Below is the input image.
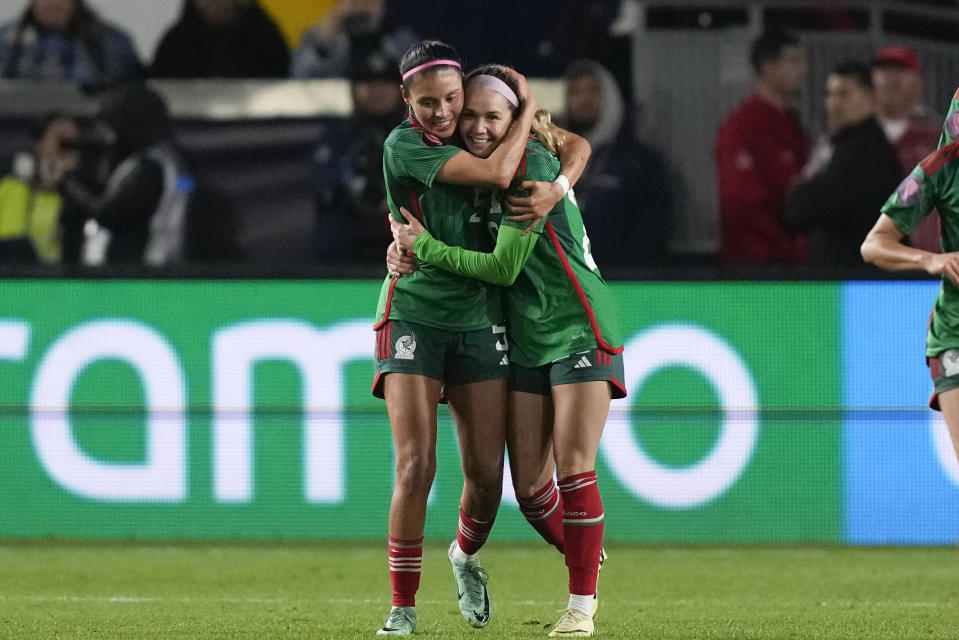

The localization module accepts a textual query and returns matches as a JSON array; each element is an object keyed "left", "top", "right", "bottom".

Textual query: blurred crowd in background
[{"left": 0, "top": 0, "right": 955, "bottom": 273}]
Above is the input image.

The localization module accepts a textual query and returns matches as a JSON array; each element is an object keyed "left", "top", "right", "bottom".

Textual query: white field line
[
  {"left": 0, "top": 594, "right": 947, "bottom": 609},
  {"left": 0, "top": 594, "right": 286, "bottom": 605}
]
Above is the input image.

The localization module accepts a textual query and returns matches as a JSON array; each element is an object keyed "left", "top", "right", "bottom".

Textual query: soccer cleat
[
  {"left": 448, "top": 540, "right": 492, "bottom": 628},
  {"left": 592, "top": 546, "right": 607, "bottom": 616},
  {"left": 376, "top": 606, "right": 416, "bottom": 636},
  {"left": 548, "top": 608, "right": 594, "bottom": 637}
]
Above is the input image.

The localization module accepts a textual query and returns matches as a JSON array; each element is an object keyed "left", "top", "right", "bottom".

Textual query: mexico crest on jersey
[{"left": 395, "top": 335, "right": 416, "bottom": 360}]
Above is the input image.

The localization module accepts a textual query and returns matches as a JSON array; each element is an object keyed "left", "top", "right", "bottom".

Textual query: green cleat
[
  {"left": 376, "top": 606, "right": 416, "bottom": 636},
  {"left": 448, "top": 541, "right": 492, "bottom": 628}
]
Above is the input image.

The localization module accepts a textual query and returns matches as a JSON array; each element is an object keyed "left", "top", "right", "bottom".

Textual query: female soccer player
[
  {"left": 374, "top": 41, "right": 591, "bottom": 636},
  {"left": 861, "top": 87, "right": 959, "bottom": 465},
  {"left": 390, "top": 64, "right": 625, "bottom": 638}
]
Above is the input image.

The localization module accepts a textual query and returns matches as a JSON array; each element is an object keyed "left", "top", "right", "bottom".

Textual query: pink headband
[
  {"left": 401, "top": 59, "right": 462, "bottom": 82},
  {"left": 467, "top": 74, "right": 519, "bottom": 108}
]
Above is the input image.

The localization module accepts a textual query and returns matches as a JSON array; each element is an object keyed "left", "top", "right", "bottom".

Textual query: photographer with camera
[
  {"left": 0, "top": 112, "right": 80, "bottom": 265},
  {"left": 58, "top": 83, "right": 191, "bottom": 266},
  {"left": 290, "top": 0, "right": 417, "bottom": 79}
]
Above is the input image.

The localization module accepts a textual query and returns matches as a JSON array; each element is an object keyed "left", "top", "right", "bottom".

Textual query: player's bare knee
[{"left": 393, "top": 451, "right": 436, "bottom": 494}]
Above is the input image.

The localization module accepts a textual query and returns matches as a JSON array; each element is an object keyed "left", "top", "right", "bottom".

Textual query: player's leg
[
  {"left": 937, "top": 388, "right": 959, "bottom": 463},
  {"left": 446, "top": 378, "right": 507, "bottom": 558},
  {"left": 929, "top": 350, "right": 959, "bottom": 461},
  {"left": 377, "top": 372, "right": 441, "bottom": 635},
  {"left": 507, "top": 365, "right": 564, "bottom": 553},
  {"left": 548, "top": 380, "right": 609, "bottom": 638},
  {"left": 442, "top": 325, "right": 511, "bottom": 628},
  {"left": 547, "top": 351, "right": 625, "bottom": 638},
  {"left": 373, "top": 320, "right": 445, "bottom": 636}
]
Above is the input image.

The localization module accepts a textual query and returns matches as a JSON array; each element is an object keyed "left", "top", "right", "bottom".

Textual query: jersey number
[{"left": 582, "top": 232, "right": 598, "bottom": 271}]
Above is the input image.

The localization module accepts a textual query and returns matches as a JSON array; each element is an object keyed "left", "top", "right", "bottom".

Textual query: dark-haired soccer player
[
  {"left": 373, "top": 40, "right": 590, "bottom": 635},
  {"left": 861, "top": 87, "right": 959, "bottom": 475}
]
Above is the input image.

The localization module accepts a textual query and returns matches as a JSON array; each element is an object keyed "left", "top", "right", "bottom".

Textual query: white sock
[
  {"left": 568, "top": 594, "right": 593, "bottom": 617},
  {"left": 450, "top": 541, "right": 478, "bottom": 565}
]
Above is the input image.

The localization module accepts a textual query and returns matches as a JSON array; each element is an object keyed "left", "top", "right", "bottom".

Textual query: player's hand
[
  {"left": 390, "top": 207, "right": 425, "bottom": 252},
  {"left": 927, "top": 251, "right": 959, "bottom": 286},
  {"left": 386, "top": 240, "right": 416, "bottom": 277},
  {"left": 505, "top": 180, "right": 560, "bottom": 234}
]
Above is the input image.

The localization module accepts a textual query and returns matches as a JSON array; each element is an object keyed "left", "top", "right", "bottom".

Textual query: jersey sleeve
[
  {"left": 880, "top": 164, "right": 941, "bottom": 235},
  {"left": 412, "top": 221, "right": 539, "bottom": 286},
  {"left": 939, "top": 87, "right": 959, "bottom": 148},
  {"left": 384, "top": 130, "right": 462, "bottom": 188}
]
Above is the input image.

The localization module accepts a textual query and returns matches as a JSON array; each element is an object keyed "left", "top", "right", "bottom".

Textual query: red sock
[
  {"left": 388, "top": 535, "right": 422, "bottom": 607},
  {"left": 558, "top": 471, "right": 604, "bottom": 596},
  {"left": 457, "top": 506, "right": 494, "bottom": 555},
  {"left": 517, "top": 478, "right": 565, "bottom": 554}
]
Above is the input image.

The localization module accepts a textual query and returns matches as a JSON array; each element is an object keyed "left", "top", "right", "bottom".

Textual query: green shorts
[
  {"left": 928, "top": 348, "right": 959, "bottom": 410},
  {"left": 509, "top": 349, "right": 627, "bottom": 399},
  {"left": 372, "top": 319, "right": 510, "bottom": 398}
]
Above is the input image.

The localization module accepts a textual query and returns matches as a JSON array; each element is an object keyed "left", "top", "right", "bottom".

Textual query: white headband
[{"left": 467, "top": 74, "right": 519, "bottom": 108}]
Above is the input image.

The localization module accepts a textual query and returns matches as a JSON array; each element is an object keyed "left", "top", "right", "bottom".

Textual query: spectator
[
  {"left": 58, "top": 83, "right": 192, "bottom": 265},
  {"left": 872, "top": 44, "right": 942, "bottom": 253},
  {"left": 785, "top": 61, "right": 902, "bottom": 266},
  {"left": 312, "top": 47, "right": 405, "bottom": 263},
  {"left": 290, "top": 0, "right": 416, "bottom": 79},
  {"left": 0, "top": 112, "right": 78, "bottom": 264},
  {"left": 716, "top": 30, "right": 809, "bottom": 265},
  {"left": 0, "top": 0, "right": 142, "bottom": 86},
  {"left": 150, "top": 0, "right": 289, "bottom": 79},
  {"left": 561, "top": 59, "right": 673, "bottom": 267}
]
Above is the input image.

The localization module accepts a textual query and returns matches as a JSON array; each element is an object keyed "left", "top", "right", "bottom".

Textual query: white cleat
[
  {"left": 376, "top": 606, "right": 416, "bottom": 635},
  {"left": 448, "top": 541, "right": 492, "bottom": 628},
  {"left": 548, "top": 608, "right": 594, "bottom": 637}
]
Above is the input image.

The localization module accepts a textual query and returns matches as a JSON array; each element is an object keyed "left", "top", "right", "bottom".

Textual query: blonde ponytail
[{"left": 530, "top": 108, "right": 565, "bottom": 157}]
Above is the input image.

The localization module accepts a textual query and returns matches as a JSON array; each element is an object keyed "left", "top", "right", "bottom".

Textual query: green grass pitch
[{"left": 0, "top": 540, "right": 956, "bottom": 639}]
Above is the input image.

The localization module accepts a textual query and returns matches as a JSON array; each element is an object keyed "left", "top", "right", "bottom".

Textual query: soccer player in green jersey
[
  {"left": 861, "top": 87, "right": 959, "bottom": 468},
  {"left": 391, "top": 65, "right": 625, "bottom": 638},
  {"left": 374, "top": 41, "right": 591, "bottom": 636}
]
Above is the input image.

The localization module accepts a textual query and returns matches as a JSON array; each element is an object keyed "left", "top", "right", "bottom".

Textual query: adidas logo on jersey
[
  {"left": 573, "top": 356, "right": 592, "bottom": 369},
  {"left": 499, "top": 355, "right": 509, "bottom": 366}
]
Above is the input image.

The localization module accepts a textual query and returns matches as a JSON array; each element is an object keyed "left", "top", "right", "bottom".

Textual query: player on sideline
[
  {"left": 861, "top": 87, "right": 959, "bottom": 465},
  {"left": 372, "top": 41, "right": 590, "bottom": 636},
  {"left": 390, "top": 64, "right": 625, "bottom": 638}
]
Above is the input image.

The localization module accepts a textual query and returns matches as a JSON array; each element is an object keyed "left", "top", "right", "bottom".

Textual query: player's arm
[
  {"left": 506, "top": 126, "right": 590, "bottom": 224},
  {"left": 861, "top": 213, "right": 959, "bottom": 284},
  {"left": 391, "top": 207, "right": 540, "bottom": 286},
  {"left": 435, "top": 71, "right": 537, "bottom": 190}
]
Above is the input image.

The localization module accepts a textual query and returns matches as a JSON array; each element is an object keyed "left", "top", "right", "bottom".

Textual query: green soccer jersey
[
  {"left": 412, "top": 139, "right": 623, "bottom": 367},
  {"left": 938, "top": 87, "right": 959, "bottom": 148},
  {"left": 882, "top": 87, "right": 959, "bottom": 356},
  {"left": 374, "top": 118, "right": 502, "bottom": 332}
]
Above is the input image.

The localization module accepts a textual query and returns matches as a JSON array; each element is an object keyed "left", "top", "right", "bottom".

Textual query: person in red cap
[{"left": 872, "top": 44, "right": 942, "bottom": 253}]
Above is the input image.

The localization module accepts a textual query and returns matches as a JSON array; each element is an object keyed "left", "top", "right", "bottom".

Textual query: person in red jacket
[{"left": 716, "top": 30, "right": 809, "bottom": 265}]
